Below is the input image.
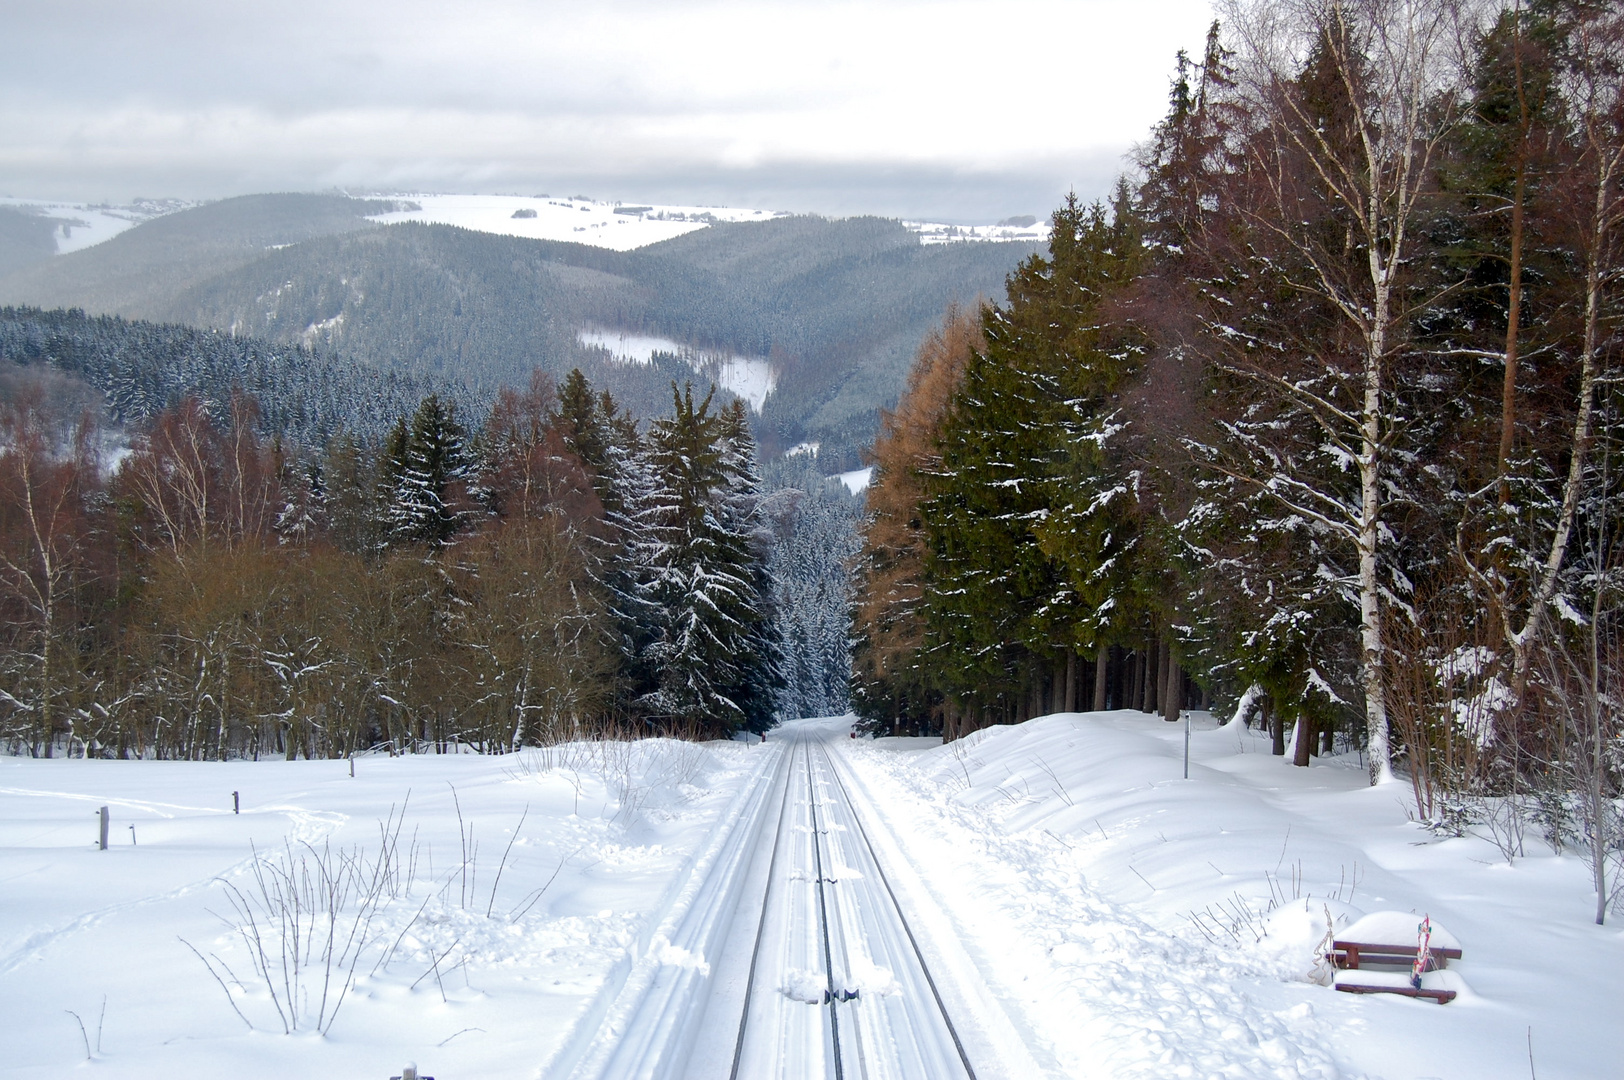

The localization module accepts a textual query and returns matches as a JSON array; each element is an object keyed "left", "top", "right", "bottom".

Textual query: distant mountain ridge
[{"left": 0, "top": 194, "right": 1037, "bottom": 466}]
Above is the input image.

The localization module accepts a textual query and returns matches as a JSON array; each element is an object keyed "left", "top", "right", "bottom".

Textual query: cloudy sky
[{"left": 4, "top": 0, "right": 1216, "bottom": 222}]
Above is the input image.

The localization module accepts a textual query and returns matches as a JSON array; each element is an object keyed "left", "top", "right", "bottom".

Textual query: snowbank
[{"left": 846, "top": 710, "right": 1622, "bottom": 1080}]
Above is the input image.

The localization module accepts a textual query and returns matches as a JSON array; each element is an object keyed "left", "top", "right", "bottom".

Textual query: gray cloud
[{"left": 3, "top": 0, "right": 1215, "bottom": 221}]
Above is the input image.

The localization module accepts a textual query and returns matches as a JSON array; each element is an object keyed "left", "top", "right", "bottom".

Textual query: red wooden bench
[{"left": 1329, "top": 912, "right": 1463, "bottom": 1004}]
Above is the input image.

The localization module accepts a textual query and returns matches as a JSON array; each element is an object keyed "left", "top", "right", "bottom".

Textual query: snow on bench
[{"left": 1331, "top": 912, "right": 1465, "bottom": 1004}]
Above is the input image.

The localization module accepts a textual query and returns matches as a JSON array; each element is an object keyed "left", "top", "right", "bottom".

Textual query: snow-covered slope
[
  {"left": 0, "top": 198, "right": 192, "bottom": 255},
  {"left": 365, "top": 194, "right": 781, "bottom": 252},
  {"left": 847, "top": 711, "right": 1621, "bottom": 1080},
  {"left": 367, "top": 194, "right": 1049, "bottom": 253},
  {"left": 577, "top": 326, "right": 777, "bottom": 412}
]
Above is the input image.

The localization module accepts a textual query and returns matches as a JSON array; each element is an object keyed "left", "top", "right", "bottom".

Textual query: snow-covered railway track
[
  {"left": 795, "top": 738, "right": 979, "bottom": 1080},
  {"left": 561, "top": 720, "right": 1040, "bottom": 1080},
  {"left": 690, "top": 726, "right": 993, "bottom": 1080}
]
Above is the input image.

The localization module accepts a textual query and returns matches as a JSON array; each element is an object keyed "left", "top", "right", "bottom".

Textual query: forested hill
[
  {"left": 0, "top": 306, "right": 462, "bottom": 445},
  {"left": 0, "top": 194, "right": 405, "bottom": 318},
  {"left": 0, "top": 199, "right": 1035, "bottom": 468}
]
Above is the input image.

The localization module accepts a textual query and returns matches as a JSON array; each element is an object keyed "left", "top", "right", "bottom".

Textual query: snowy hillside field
[
  {"left": 3, "top": 715, "right": 1617, "bottom": 1079},
  {"left": 364, "top": 194, "right": 1050, "bottom": 251}
]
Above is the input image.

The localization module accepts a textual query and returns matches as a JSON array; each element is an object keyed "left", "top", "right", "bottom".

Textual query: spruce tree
[
  {"left": 390, "top": 394, "right": 475, "bottom": 546},
  {"left": 640, "top": 385, "right": 770, "bottom": 735}
]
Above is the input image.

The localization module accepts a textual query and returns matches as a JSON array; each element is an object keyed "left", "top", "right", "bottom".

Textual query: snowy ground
[
  {"left": 5, "top": 711, "right": 1611, "bottom": 1079},
  {"left": 0, "top": 740, "right": 768, "bottom": 1080},
  {"left": 847, "top": 710, "right": 1621, "bottom": 1080}
]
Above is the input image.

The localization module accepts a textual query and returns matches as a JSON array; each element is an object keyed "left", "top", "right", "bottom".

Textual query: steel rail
[
  {"left": 815, "top": 741, "right": 978, "bottom": 1080},
  {"left": 727, "top": 738, "right": 800, "bottom": 1080},
  {"left": 806, "top": 738, "right": 847, "bottom": 1080}
]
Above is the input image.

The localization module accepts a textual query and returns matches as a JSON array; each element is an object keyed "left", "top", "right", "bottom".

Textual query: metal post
[
  {"left": 98, "top": 806, "right": 109, "bottom": 850},
  {"left": 1184, "top": 711, "right": 1191, "bottom": 780},
  {"left": 129, "top": 825, "right": 137, "bottom": 846},
  {"left": 232, "top": 791, "right": 239, "bottom": 814}
]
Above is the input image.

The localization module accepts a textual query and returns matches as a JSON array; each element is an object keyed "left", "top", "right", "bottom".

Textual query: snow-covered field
[
  {"left": 365, "top": 194, "right": 1049, "bottom": 251},
  {"left": 0, "top": 198, "right": 189, "bottom": 255},
  {"left": 836, "top": 467, "right": 874, "bottom": 494},
  {"left": 848, "top": 711, "right": 1621, "bottom": 1080},
  {"left": 366, "top": 194, "right": 783, "bottom": 253},
  {"left": 0, "top": 740, "right": 768, "bottom": 1080},
  {"left": 577, "top": 327, "right": 776, "bottom": 413},
  {"left": 8, "top": 710, "right": 1602, "bottom": 1079}
]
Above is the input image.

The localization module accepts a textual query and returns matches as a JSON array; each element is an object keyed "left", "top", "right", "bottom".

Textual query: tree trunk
[
  {"left": 1064, "top": 653, "right": 1076, "bottom": 713},
  {"left": 1094, "top": 649, "right": 1109, "bottom": 712},
  {"left": 1267, "top": 698, "right": 1285, "bottom": 756},
  {"left": 1506, "top": 148, "right": 1616, "bottom": 708},
  {"left": 1293, "top": 716, "right": 1314, "bottom": 767},
  {"left": 1162, "top": 650, "right": 1181, "bottom": 722},
  {"left": 1358, "top": 378, "right": 1393, "bottom": 782},
  {"left": 1146, "top": 640, "right": 1161, "bottom": 714}
]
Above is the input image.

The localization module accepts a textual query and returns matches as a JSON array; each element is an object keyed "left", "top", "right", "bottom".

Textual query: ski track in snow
[{"left": 844, "top": 736, "right": 1346, "bottom": 1080}]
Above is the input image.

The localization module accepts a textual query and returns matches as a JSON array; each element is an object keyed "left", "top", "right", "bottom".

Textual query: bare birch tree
[{"left": 1207, "top": 0, "right": 1473, "bottom": 782}]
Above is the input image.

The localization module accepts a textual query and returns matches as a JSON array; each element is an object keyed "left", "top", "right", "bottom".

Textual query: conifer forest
[
  {"left": 0, "top": 335, "right": 868, "bottom": 756},
  {"left": 852, "top": 0, "right": 1624, "bottom": 850}
]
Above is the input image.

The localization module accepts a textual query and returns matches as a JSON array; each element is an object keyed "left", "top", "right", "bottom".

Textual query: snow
[
  {"left": 364, "top": 194, "right": 781, "bottom": 253},
  {"left": 713, "top": 356, "right": 775, "bottom": 414},
  {"left": 9, "top": 710, "right": 1611, "bottom": 1078},
  {"left": 905, "top": 218, "right": 1050, "bottom": 247},
  {"left": 576, "top": 327, "right": 776, "bottom": 412},
  {"left": 1339, "top": 910, "right": 1461, "bottom": 953},
  {"left": 780, "top": 967, "right": 826, "bottom": 1004},
  {"left": 844, "top": 710, "right": 1623, "bottom": 1080},
  {"left": 364, "top": 194, "right": 1047, "bottom": 253},
  {"left": 0, "top": 739, "right": 766, "bottom": 1079},
  {"left": 0, "top": 197, "right": 189, "bottom": 255},
  {"left": 836, "top": 467, "right": 873, "bottom": 494},
  {"left": 576, "top": 328, "right": 690, "bottom": 366}
]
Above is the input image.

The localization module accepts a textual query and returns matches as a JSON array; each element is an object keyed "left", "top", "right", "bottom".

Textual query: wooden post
[{"left": 98, "top": 806, "right": 108, "bottom": 850}]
